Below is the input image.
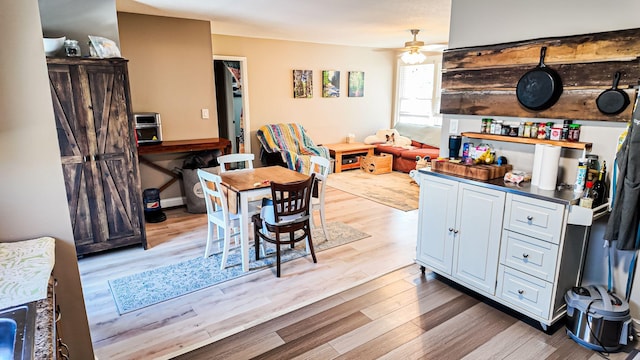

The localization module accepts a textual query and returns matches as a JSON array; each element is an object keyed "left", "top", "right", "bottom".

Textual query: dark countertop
[{"left": 420, "top": 168, "right": 582, "bottom": 205}]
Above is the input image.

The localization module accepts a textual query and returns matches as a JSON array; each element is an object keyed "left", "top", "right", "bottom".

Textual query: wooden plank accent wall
[{"left": 441, "top": 28, "right": 640, "bottom": 122}]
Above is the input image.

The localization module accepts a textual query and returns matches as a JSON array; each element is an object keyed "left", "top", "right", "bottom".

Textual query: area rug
[
  {"left": 108, "top": 222, "right": 369, "bottom": 314},
  {"left": 326, "top": 170, "right": 419, "bottom": 211}
]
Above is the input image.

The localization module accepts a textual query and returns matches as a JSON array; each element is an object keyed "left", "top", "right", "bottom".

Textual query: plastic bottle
[{"left": 574, "top": 153, "right": 588, "bottom": 193}]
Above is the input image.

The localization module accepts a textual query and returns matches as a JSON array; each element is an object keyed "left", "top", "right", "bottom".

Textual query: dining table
[{"left": 219, "top": 165, "right": 310, "bottom": 271}]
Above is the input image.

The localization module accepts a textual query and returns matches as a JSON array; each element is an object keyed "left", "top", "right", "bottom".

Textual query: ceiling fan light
[
  {"left": 401, "top": 48, "right": 426, "bottom": 64},
  {"left": 401, "top": 29, "right": 427, "bottom": 64}
]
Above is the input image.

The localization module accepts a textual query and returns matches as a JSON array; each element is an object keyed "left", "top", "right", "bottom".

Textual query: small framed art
[
  {"left": 348, "top": 71, "right": 364, "bottom": 97},
  {"left": 293, "top": 69, "right": 313, "bottom": 98},
  {"left": 322, "top": 70, "right": 340, "bottom": 98}
]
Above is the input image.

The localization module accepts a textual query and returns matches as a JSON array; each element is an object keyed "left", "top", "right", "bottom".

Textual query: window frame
[{"left": 393, "top": 55, "right": 443, "bottom": 127}]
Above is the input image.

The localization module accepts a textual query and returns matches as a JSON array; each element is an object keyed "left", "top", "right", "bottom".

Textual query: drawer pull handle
[
  {"left": 526, "top": 215, "right": 533, "bottom": 221},
  {"left": 448, "top": 227, "right": 454, "bottom": 232},
  {"left": 453, "top": 229, "right": 459, "bottom": 234},
  {"left": 522, "top": 253, "right": 529, "bottom": 258},
  {"left": 518, "top": 289, "right": 524, "bottom": 294}
]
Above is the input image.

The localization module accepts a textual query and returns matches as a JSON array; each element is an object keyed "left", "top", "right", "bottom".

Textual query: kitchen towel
[
  {"left": 538, "top": 145, "right": 562, "bottom": 190},
  {"left": 531, "top": 144, "right": 545, "bottom": 187}
]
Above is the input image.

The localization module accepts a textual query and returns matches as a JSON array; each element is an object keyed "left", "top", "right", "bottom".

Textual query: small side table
[{"left": 324, "top": 142, "right": 376, "bottom": 173}]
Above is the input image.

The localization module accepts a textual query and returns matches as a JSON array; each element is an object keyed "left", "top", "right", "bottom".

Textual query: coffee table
[{"left": 325, "top": 142, "right": 376, "bottom": 173}]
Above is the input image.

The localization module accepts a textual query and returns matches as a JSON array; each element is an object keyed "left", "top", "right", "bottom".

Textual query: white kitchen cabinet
[
  {"left": 416, "top": 175, "right": 505, "bottom": 295},
  {"left": 417, "top": 172, "right": 589, "bottom": 329}
]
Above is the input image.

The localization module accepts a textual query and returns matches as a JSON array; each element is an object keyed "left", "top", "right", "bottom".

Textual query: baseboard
[{"left": 161, "top": 196, "right": 185, "bottom": 209}]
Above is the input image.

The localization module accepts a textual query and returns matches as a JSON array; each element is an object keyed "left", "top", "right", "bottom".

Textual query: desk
[
  {"left": 324, "top": 142, "right": 375, "bottom": 173},
  {"left": 137, "top": 138, "right": 231, "bottom": 192},
  {"left": 220, "top": 166, "right": 309, "bottom": 271}
]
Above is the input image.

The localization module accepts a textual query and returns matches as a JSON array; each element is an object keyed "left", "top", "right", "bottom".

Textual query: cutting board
[{"left": 431, "top": 160, "right": 513, "bottom": 181}]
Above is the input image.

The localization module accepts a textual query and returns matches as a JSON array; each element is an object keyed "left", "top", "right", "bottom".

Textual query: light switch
[
  {"left": 449, "top": 119, "right": 459, "bottom": 134},
  {"left": 201, "top": 108, "right": 209, "bottom": 119}
]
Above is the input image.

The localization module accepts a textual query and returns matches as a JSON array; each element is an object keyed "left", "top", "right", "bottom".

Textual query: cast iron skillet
[
  {"left": 596, "top": 71, "right": 630, "bottom": 115},
  {"left": 516, "top": 46, "right": 563, "bottom": 111}
]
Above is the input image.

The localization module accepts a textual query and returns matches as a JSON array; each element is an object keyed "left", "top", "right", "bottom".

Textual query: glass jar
[
  {"left": 64, "top": 39, "right": 81, "bottom": 57},
  {"left": 537, "top": 122, "right": 547, "bottom": 139},
  {"left": 530, "top": 122, "right": 538, "bottom": 139},
  {"left": 501, "top": 124, "right": 510, "bottom": 136},
  {"left": 481, "top": 119, "right": 489, "bottom": 133},
  {"left": 568, "top": 124, "right": 581, "bottom": 142},
  {"left": 545, "top": 122, "right": 553, "bottom": 139},
  {"left": 524, "top": 122, "right": 532, "bottom": 138},
  {"left": 492, "top": 120, "right": 502, "bottom": 135}
]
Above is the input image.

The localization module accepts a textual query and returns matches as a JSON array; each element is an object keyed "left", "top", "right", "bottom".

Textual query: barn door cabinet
[
  {"left": 416, "top": 171, "right": 589, "bottom": 329},
  {"left": 47, "top": 58, "right": 146, "bottom": 255}
]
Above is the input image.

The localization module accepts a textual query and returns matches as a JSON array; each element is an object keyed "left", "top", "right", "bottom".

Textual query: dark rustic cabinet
[{"left": 47, "top": 58, "right": 146, "bottom": 255}]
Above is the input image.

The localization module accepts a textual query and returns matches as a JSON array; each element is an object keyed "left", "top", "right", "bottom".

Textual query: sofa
[{"left": 365, "top": 123, "right": 441, "bottom": 173}]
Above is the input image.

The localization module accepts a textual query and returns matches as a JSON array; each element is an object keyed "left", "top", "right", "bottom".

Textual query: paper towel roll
[
  {"left": 538, "top": 145, "right": 561, "bottom": 190},
  {"left": 531, "top": 144, "right": 545, "bottom": 187}
]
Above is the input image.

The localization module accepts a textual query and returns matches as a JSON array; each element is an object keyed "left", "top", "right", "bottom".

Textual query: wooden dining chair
[
  {"left": 252, "top": 173, "right": 317, "bottom": 277},
  {"left": 197, "top": 169, "right": 241, "bottom": 270},
  {"left": 308, "top": 156, "right": 331, "bottom": 241},
  {"left": 218, "top": 153, "right": 254, "bottom": 173}
]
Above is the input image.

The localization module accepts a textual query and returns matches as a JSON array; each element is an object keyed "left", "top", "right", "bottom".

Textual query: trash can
[
  {"left": 143, "top": 188, "right": 166, "bottom": 223},
  {"left": 182, "top": 150, "right": 221, "bottom": 213}
]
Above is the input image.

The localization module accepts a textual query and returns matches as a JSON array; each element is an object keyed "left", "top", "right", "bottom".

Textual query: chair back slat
[
  {"left": 270, "top": 174, "right": 315, "bottom": 222},
  {"left": 218, "top": 153, "right": 254, "bottom": 173},
  {"left": 197, "top": 169, "right": 229, "bottom": 220}
]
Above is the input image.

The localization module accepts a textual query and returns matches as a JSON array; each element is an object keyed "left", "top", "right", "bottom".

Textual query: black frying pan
[
  {"left": 596, "top": 71, "right": 630, "bottom": 115},
  {"left": 516, "top": 46, "right": 563, "bottom": 111}
]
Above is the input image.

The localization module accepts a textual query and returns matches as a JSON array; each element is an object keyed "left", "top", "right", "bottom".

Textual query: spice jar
[
  {"left": 64, "top": 39, "right": 81, "bottom": 57},
  {"left": 524, "top": 122, "right": 532, "bottom": 138},
  {"left": 530, "top": 122, "right": 538, "bottom": 139}
]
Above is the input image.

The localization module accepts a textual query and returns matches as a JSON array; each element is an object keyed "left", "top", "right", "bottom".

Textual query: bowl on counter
[{"left": 43, "top": 37, "right": 66, "bottom": 57}]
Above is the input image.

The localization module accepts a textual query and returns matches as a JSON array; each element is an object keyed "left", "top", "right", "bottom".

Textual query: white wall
[
  {"left": 0, "top": 0, "right": 94, "bottom": 358},
  {"left": 448, "top": 0, "right": 640, "bottom": 319}
]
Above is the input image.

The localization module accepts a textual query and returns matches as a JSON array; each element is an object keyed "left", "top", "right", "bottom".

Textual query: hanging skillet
[
  {"left": 516, "top": 46, "right": 563, "bottom": 111},
  {"left": 596, "top": 71, "right": 630, "bottom": 115}
]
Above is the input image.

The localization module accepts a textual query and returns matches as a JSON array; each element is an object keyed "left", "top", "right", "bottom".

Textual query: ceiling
[{"left": 116, "top": 0, "right": 452, "bottom": 50}]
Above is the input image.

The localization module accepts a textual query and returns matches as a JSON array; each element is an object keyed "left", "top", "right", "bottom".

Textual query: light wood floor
[
  {"left": 78, "top": 186, "right": 419, "bottom": 359},
  {"left": 78, "top": 184, "right": 635, "bottom": 360},
  {"left": 175, "top": 267, "right": 636, "bottom": 360}
]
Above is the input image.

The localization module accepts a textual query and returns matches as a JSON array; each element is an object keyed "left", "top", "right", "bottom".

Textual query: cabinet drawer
[
  {"left": 500, "top": 230, "right": 559, "bottom": 282},
  {"left": 504, "top": 194, "right": 564, "bottom": 244},
  {"left": 496, "top": 265, "right": 552, "bottom": 319}
]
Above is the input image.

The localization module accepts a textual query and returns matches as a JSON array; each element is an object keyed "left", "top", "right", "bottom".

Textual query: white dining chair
[
  {"left": 197, "top": 169, "right": 241, "bottom": 270},
  {"left": 308, "top": 156, "right": 331, "bottom": 241},
  {"left": 218, "top": 153, "right": 254, "bottom": 173}
]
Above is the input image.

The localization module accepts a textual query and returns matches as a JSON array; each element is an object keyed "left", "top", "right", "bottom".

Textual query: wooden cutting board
[{"left": 431, "top": 160, "right": 513, "bottom": 181}]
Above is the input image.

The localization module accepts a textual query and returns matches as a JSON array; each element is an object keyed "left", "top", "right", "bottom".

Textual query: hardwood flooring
[
  {"left": 176, "top": 268, "right": 636, "bottom": 360},
  {"left": 78, "top": 186, "right": 418, "bottom": 359},
  {"left": 77, "top": 183, "right": 636, "bottom": 360}
]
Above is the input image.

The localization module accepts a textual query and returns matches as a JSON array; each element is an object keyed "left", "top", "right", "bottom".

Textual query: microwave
[{"left": 134, "top": 113, "right": 162, "bottom": 145}]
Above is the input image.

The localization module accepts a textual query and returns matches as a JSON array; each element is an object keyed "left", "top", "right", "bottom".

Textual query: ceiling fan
[{"left": 400, "top": 29, "right": 447, "bottom": 64}]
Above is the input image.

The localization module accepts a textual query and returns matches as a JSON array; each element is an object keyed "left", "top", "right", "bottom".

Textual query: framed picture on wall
[
  {"left": 293, "top": 70, "right": 313, "bottom": 98},
  {"left": 348, "top": 71, "right": 364, "bottom": 97},
  {"left": 322, "top": 70, "right": 340, "bottom": 98}
]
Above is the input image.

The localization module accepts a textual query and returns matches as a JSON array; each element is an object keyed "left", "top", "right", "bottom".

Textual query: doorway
[{"left": 213, "top": 56, "right": 251, "bottom": 154}]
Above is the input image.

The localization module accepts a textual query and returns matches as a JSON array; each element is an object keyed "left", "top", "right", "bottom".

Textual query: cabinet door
[
  {"left": 416, "top": 175, "right": 458, "bottom": 275},
  {"left": 49, "top": 60, "right": 145, "bottom": 255},
  {"left": 453, "top": 184, "right": 505, "bottom": 295},
  {"left": 49, "top": 64, "right": 96, "bottom": 244},
  {"left": 83, "top": 64, "right": 144, "bottom": 251}
]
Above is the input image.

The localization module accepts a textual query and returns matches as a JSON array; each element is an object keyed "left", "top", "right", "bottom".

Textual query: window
[{"left": 394, "top": 56, "right": 442, "bottom": 127}]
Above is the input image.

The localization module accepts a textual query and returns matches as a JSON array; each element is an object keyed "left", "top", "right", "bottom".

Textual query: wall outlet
[
  {"left": 449, "top": 119, "right": 459, "bottom": 134},
  {"left": 201, "top": 108, "right": 209, "bottom": 119}
]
